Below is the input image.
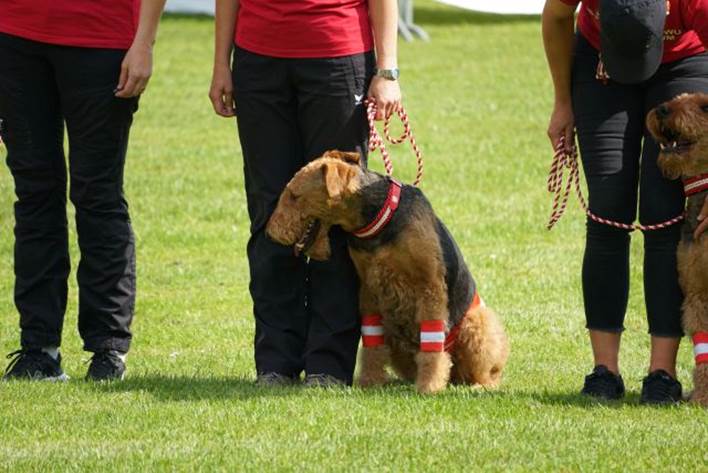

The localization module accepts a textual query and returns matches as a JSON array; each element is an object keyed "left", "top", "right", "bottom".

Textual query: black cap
[{"left": 599, "top": 0, "right": 666, "bottom": 84}]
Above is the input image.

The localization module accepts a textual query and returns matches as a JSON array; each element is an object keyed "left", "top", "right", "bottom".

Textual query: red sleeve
[{"left": 686, "top": 0, "right": 708, "bottom": 45}]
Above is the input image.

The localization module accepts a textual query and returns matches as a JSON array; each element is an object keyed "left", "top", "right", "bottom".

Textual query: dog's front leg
[
  {"left": 357, "top": 291, "right": 391, "bottom": 388},
  {"left": 415, "top": 296, "right": 452, "bottom": 394}
]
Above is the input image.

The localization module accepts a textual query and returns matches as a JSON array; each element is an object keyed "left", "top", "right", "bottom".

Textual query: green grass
[{"left": 1, "top": 3, "right": 706, "bottom": 471}]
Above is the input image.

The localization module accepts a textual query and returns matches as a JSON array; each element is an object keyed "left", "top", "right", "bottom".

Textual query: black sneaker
[
  {"left": 304, "top": 373, "right": 346, "bottom": 388},
  {"left": 581, "top": 365, "right": 625, "bottom": 400},
  {"left": 3, "top": 349, "right": 68, "bottom": 381},
  {"left": 86, "top": 351, "right": 126, "bottom": 381},
  {"left": 255, "top": 372, "right": 298, "bottom": 387},
  {"left": 640, "top": 370, "right": 682, "bottom": 405}
]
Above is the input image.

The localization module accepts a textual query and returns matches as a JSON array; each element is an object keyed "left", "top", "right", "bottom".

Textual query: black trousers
[
  {"left": 0, "top": 33, "right": 137, "bottom": 353},
  {"left": 232, "top": 47, "right": 374, "bottom": 384},
  {"left": 572, "top": 34, "right": 708, "bottom": 337}
]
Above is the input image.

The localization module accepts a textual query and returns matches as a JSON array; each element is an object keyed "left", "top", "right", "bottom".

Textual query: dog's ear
[
  {"left": 322, "top": 161, "right": 357, "bottom": 201},
  {"left": 323, "top": 150, "right": 361, "bottom": 165}
]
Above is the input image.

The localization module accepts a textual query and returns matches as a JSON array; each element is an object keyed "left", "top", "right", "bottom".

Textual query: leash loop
[
  {"left": 547, "top": 137, "right": 685, "bottom": 231},
  {"left": 365, "top": 98, "right": 424, "bottom": 186}
]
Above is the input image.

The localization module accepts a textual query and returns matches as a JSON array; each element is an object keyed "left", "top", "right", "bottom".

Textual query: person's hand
[
  {"left": 115, "top": 42, "right": 153, "bottom": 98},
  {"left": 367, "top": 76, "right": 401, "bottom": 120},
  {"left": 209, "top": 63, "right": 235, "bottom": 117},
  {"left": 694, "top": 194, "right": 708, "bottom": 240},
  {"left": 547, "top": 100, "right": 575, "bottom": 154}
]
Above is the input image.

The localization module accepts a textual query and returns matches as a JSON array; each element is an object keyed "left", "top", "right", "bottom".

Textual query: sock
[
  {"left": 113, "top": 351, "right": 128, "bottom": 363},
  {"left": 42, "top": 346, "right": 60, "bottom": 360}
]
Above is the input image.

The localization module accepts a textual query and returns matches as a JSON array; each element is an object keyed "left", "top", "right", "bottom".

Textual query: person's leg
[
  {"left": 233, "top": 47, "right": 308, "bottom": 380},
  {"left": 572, "top": 35, "right": 644, "bottom": 382},
  {"left": 641, "top": 53, "right": 708, "bottom": 380},
  {"left": 50, "top": 45, "right": 137, "bottom": 359},
  {"left": 0, "top": 34, "right": 70, "bottom": 353},
  {"left": 293, "top": 51, "right": 375, "bottom": 384}
]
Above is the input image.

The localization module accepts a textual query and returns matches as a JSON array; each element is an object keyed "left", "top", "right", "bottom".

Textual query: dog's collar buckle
[
  {"left": 352, "top": 179, "right": 402, "bottom": 239},
  {"left": 683, "top": 174, "right": 708, "bottom": 196}
]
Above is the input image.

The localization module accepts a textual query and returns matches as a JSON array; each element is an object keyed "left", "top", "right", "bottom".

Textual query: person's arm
[
  {"left": 542, "top": 0, "right": 578, "bottom": 153},
  {"left": 367, "top": 0, "right": 401, "bottom": 120},
  {"left": 115, "top": 0, "right": 167, "bottom": 98},
  {"left": 209, "top": 0, "right": 239, "bottom": 117}
]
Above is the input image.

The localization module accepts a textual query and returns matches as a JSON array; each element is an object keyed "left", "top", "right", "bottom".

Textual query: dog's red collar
[
  {"left": 684, "top": 174, "right": 708, "bottom": 196},
  {"left": 352, "top": 179, "right": 402, "bottom": 239},
  {"left": 444, "top": 292, "right": 484, "bottom": 353}
]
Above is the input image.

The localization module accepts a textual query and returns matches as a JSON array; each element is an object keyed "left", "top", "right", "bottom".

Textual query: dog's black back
[{"left": 347, "top": 174, "right": 476, "bottom": 325}]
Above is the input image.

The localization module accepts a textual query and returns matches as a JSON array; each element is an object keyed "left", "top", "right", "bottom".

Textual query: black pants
[
  {"left": 0, "top": 33, "right": 137, "bottom": 353},
  {"left": 232, "top": 47, "right": 374, "bottom": 384},
  {"left": 572, "top": 34, "right": 708, "bottom": 337}
]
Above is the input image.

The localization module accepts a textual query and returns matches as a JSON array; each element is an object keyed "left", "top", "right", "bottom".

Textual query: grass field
[{"left": 1, "top": 2, "right": 707, "bottom": 471}]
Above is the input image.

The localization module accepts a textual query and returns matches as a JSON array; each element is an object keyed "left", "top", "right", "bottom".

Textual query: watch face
[{"left": 377, "top": 68, "right": 399, "bottom": 80}]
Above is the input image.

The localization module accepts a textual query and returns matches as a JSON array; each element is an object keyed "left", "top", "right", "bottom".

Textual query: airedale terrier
[
  {"left": 647, "top": 93, "right": 708, "bottom": 406},
  {"left": 266, "top": 150, "right": 509, "bottom": 394}
]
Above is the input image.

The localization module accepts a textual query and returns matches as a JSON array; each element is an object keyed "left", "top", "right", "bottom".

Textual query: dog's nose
[{"left": 656, "top": 104, "right": 671, "bottom": 119}]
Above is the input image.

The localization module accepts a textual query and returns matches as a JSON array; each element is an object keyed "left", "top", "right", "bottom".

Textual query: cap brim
[{"left": 600, "top": 34, "right": 663, "bottom": 84}]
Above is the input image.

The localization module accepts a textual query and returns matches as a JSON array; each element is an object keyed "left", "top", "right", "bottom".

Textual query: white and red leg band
[
  {"left": 362, "top": 314, "right": 385, "bottom": 347},
  {"left": 693, "top": 332, "right": 708, "bottom": 365},
  {"left": 420, "top": 320, "right": 446, "bottom": 352}
]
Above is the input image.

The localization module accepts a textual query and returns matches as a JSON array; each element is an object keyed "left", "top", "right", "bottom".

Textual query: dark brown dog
[
  {"left": 266, "top": 150, "right": 508, "bottom": 394},
  {"left": 647, "top": 93, "right": 708, "bottom": 406}
]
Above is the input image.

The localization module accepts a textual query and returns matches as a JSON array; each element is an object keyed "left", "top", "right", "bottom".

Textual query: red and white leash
[
  {"left": 365, "top": 98, "right": 424, "bottom": 186},
  {"left": 547, "top": 137, "right": 685, "bottom": 231}
]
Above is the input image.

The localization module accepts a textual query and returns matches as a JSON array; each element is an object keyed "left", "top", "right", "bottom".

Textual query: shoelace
[{"left": 4, "top": 349, "right": 44, "bottom": 376}]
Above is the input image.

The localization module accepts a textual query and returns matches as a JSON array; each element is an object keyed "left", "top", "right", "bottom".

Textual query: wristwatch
[{"left": 374, "top": 68, "right": 400, "bottom": 81}]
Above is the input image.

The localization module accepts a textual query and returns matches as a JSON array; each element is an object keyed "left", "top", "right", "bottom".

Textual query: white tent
[
  {"left": 164, "top": 0, "right": 545, "bottom": 16},
  {"left": 436, "top": 0, "right": 544, "bottom": 14}
]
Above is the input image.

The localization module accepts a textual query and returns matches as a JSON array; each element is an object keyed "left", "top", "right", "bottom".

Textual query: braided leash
[
  {"left": 365, "top": 98, "right": 424, "bottom": 186},
  {"left": 547, "top": 137, "right": 685, "bottom": 231}
]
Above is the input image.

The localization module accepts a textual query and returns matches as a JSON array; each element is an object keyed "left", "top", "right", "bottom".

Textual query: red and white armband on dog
[
  {"left": 420, "top": 320, "right": 446, "bottom": 352},
  {"left": 694, "top": 332, "right": 708, "bottom": 365},
  {"left": 362, "top": 314, "right": 385, "bottom": 347}
]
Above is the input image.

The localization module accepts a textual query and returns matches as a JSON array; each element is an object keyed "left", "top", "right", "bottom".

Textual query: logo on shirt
[{"left": 354, "top": 94, "right": 364, "bottom": 105}]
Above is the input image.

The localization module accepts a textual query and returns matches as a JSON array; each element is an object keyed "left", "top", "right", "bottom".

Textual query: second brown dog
[{"left": 647, "top": 92, "right": 708, "bottom": 406}]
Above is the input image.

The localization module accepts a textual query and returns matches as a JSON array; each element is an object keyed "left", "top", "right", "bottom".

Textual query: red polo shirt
[
  {"left": 235, "top": 0, "right": 374, "bottom": 58},
  {"left": 0, "top": 0, "right": 140, "bottom": 49},
  {"left": 561, "top": 0, "right": 708, "bottom": 63}
]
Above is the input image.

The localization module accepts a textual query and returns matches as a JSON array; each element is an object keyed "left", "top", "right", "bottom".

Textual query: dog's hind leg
[{"left": 454, "top": 306, "right": 509, "bottom": 388}]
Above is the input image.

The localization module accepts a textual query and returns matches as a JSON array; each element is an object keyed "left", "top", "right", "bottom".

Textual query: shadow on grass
[
  {"left": 88, "top": 374, "right": 302, "bottom": 401},
  {"left": 87, "top": 374, "right": 656, "bottom": 409},
  {"left": 414, "top": 6, "right": 540, "bottom": 26}
]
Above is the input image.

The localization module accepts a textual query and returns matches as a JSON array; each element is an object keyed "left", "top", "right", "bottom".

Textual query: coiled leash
[
  {"left": 365, "top": 98, "right": 424, "bottom": 186},
  {"left": 546, "top": 136, "right": 685, "bottom": 231}
]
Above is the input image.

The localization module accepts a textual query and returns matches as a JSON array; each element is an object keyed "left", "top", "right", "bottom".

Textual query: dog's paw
[
  {"left": 414, "top": 351, "right": 451, "bottom": 394},
  {"left": 415, "top": 379, "right": 447, "bottom": 395},
  {"left": 357, "top": 373, "right": 391, "bottom": 388}
]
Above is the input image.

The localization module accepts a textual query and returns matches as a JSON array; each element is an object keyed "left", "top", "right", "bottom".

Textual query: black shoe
[
  {"left": 255, "top": 372, "right": 298, "bottom": 387},
  {"left": 304, "top": 373, "right": 346, "bottom": 388},
  {"left": 640, "top": 370, "right": 682, "bottom": 405},
  {"left": 86, "top": 351, "right": 126, "bottom": 381},
  {"left": 3, "top": 349, "right": 68, "bottom": 381},
  {"left": 581, "top": 365, "right": 625, "bottom": 400}
]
